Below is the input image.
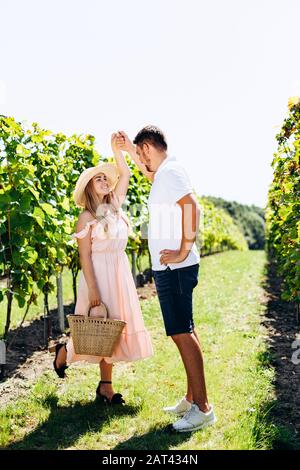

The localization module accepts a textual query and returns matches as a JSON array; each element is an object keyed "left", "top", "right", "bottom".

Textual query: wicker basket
[{"left": 67, "top": 303, "right": 126, "bottom": 357}]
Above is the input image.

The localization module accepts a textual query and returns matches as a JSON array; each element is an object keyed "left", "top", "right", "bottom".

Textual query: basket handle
[{"left": 88, "top": 302, "right": 108, "bottom": 319}]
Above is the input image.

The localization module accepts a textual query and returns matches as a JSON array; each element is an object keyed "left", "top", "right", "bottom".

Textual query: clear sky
[{"left": 1, "top": 0, "right": 299, "bottom": 208}]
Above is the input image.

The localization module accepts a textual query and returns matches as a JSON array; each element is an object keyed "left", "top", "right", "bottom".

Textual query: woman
[{"left": 51, "top": 133, "right": 153, "bottom": 404}]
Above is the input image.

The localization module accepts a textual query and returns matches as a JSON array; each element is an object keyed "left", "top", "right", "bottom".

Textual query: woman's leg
[
  {"left": 99, "top": 360, "right": 115, "bottom": 400},
  {"left": 56, "top": 343, "right": 67, "bottom": 368}
]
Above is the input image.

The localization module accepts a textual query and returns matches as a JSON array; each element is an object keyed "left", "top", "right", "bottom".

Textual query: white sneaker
[
  {"left": 163, "top": 397, "right": 192, "bottom": 416},
  {"left": 172, "top": 403, "right": 216, "bottom": 432}
]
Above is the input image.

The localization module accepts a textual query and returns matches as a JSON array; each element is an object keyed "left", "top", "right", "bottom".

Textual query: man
[{"left": 116, "top": 126, "right": 216, "bottom": 432}]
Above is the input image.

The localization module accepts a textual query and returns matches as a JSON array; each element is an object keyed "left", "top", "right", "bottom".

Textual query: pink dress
[{"left": 66, "top": 210, "right": 153, "bottom": 364}]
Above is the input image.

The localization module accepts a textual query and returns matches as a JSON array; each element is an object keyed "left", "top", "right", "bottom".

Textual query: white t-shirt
[{"left": 147, "top": 155, "right": 200, "bottom": 271}]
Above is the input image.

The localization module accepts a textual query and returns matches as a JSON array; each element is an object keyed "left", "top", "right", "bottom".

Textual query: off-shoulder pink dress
[{"left": 66, "top": 210, "right": 153, "bottom": 365}]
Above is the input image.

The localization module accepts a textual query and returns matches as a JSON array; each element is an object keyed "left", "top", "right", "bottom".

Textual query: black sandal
[
  {"left": 95, "top": 380, "right": 125, "bottom": 405},
  {"left": 49, "top": 343, "right": 68, "bottom": 379}
]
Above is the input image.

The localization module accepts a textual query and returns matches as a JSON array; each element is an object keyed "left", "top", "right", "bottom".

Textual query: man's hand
[
  {"left": 159, "top": 249, "right": 190, "bottom": 266},
  {"left": 116, "top": 131, "right": 135, "bottom": 153}
]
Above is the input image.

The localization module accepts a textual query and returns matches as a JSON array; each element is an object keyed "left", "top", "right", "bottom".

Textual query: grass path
[{"left": 0, "top": 250, "right": 278, "bottom": 450}]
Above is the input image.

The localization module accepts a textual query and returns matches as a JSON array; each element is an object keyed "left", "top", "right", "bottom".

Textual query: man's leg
[
  {"left": 185, "top": 329, "right": 202, "bottom": 402},
  {"left": 171, "top": 331, "right": 209, "bottom": 413}
]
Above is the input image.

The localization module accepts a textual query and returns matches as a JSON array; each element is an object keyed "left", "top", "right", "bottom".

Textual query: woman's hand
[
  {"left": 88, "top": 286, "right": 102, "bottom": 307},
  {"left": 89, "top": 304, "right": 106, "bottom": 317},
  {"left": 111, "top": 133, "right": 122, "bottom": 155}
]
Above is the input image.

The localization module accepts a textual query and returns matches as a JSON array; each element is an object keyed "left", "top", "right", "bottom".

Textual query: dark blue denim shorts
[{"left": 153, "top": 263, "right": 199, "bottom": 336}]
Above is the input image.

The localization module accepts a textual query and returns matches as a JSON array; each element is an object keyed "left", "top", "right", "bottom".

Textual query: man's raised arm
[{"left": 116, "top": 131, "right": 155, "bottom": 182}]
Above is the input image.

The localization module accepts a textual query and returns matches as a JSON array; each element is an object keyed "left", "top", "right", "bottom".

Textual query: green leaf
[
  {"left": 61, "top": 197, "right": 70, "bottom": 211},
  {"left": 17, "top": 295, "right": 26, "bottom": 308},
  {"left": 32, "top": 207, "right": 45, "bottom": 228},
  {"left": 12, "top": 251, "right": 22, "bottom": 265},
  {"left": 19, "top": 194, "right": 32, "bottom": 211},
  {"left": 16, "top": 144, "right": 30, "bottom": 156},
  {"left": 48, "top": 246, "right": 57, "bottom": 258},
  {"left": 40, "top": 203, "right": 56, "bottom": 217},
  {"left": 28, "top": 186, "right": 40, "bottom": 200},
  {"left": 24, "top": 247, "right": 38, "bottom": 265},
  {"left": 0, "top": 193, "right": 11, "bottom": 209}
]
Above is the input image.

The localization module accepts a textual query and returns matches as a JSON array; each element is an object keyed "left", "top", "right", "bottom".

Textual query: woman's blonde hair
[{"left": 83, "top": 176, "right": 133, "bottom": 236}]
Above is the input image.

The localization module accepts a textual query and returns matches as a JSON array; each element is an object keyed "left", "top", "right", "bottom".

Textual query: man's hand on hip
[{"left": 159, "top": 249, "right": 190, "bottom": 266}]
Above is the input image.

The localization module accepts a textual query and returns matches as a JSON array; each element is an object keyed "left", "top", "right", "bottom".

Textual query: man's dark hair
[{"left": 133, "top": 125, "right": 167, "bottom": 151}]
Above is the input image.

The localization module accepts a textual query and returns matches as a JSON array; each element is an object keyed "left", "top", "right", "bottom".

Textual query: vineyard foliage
[
  {"left": 197, "top": 197, "right": 248, "bottom": 255},
  {"left": 266, "top": 97, "right": 300, "bottom": 302}
]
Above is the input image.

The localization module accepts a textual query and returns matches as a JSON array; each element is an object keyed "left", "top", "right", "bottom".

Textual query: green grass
[{"left": 0, "top": 251, "right": 281, "bottom": 449}]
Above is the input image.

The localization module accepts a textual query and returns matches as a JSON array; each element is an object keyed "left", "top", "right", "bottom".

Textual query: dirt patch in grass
[
  {"left": 0, "top": 282, "right": 157, "bottom": 408},
  {"left": 261, "top": 261, "right": 300, "bottom": 447}
]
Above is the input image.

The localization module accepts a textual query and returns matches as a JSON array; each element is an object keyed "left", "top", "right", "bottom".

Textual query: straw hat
[{"left": 73, "top": 163, "right": 120, "bottom": 208}]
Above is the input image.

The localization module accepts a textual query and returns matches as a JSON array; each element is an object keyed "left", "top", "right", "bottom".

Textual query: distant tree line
[{"left": 203, "top": 196, "right": 265, "bottom": 250}]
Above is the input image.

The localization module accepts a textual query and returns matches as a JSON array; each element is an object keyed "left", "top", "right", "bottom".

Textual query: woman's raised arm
[{"left": 110, "top": 133, "right": 131, "bottom": 207}]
